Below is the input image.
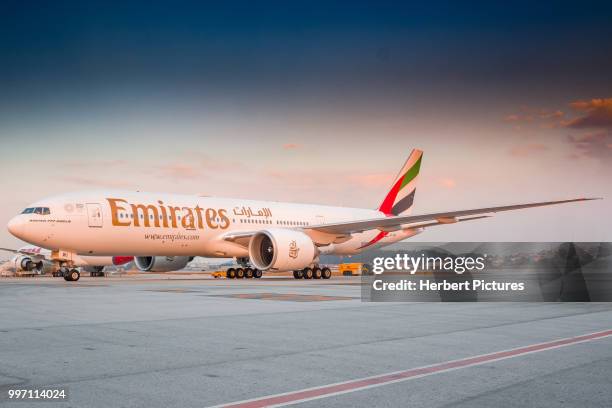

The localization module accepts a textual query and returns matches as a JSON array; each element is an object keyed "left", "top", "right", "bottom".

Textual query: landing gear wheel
[
  {"left": 235, "top": 268, "right": 245, "bottom": 279},
  {"left": 293, "top": 270, "right": 303, "bottom": 279},
  {"left": 321, "top": 267, "right": 332, "bottom": 279},
  {"left": 227, "top": 268, "right": 236, "bottom": 279},
  {"left": 302, "top": 268, "right": 313, "bottom": 279},
  {"left": 244, "top": 268, "right": 254, "bottom": 279},
  {"left": 65, "top": 269, "right": 80, "bottom": 282},
  {"left": 253, "top": 269, "right": 263, "bottom": 278},
  {"left": 312, "top": 268, "right": 322, "bottom": 279}
]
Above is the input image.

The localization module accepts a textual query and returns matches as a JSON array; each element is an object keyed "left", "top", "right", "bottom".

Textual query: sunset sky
[{"left": 1, "top": 1, "right": 611, "bottom": 247}]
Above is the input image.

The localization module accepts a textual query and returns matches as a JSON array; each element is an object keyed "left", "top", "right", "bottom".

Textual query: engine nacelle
[
  {"left": 249, "top": 229, "right": 317, "bottom": 271},
  {"left": 15, "top": 255, "right": 44, "bottom": 273},
  {"left": 134, "top": 256, "right": 193, "bottom": 272}
]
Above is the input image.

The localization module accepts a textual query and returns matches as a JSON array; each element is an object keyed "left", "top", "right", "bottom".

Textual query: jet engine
[
  {"left": 14, "top": 255, "right": 44, "bottom": 273},
  {"left": 249, "top": 229, "right": 317, "bottom": 271},
  {"left": 134, "top": 256, "right": 193, "bottom": 272}
]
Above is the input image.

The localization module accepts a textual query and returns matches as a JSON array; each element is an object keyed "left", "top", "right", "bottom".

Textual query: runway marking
[
  {"left": 146, "top": 288, "right": 202, "bottom": 293},
  {"left": 210, "top": 328, "right": 612, "bottom": 408},
  {"left": 208, "top": 293, "right": 357, "bottom": 302}
]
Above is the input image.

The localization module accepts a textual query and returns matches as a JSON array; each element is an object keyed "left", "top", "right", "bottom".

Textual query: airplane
[
  {"left": 0, "top": 245, "right": 133, "bottom": 280},
  {"left": 6, "top": 149, "right": 599, "bottom": 282}
]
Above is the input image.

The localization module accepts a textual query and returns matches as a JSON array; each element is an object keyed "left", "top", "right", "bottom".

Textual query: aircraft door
[{"left": 86, "top": 203, "right": 103, "bottom": 227}]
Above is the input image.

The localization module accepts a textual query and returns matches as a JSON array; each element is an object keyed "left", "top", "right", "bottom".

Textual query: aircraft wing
[
  {"left": 221, "top": 216, "right": 491, "bottom": 247},
  {"left": 222, "top": 231, "right": 258, "bottom": 246},
  {"left": 307, "top": 198, "right": 599, "bottom": 235},
  {"left": 221, "top": 198, "right": 599, "bottom": 247}
]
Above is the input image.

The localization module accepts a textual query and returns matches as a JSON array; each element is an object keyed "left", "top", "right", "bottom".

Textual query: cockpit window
[{"left": 22, "top": 207, "right": 50, "bottom": 215}]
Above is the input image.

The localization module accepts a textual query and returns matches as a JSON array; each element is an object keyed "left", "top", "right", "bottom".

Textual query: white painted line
[{"left": 209, "top": 329, "right": 612, "bottom": 408}]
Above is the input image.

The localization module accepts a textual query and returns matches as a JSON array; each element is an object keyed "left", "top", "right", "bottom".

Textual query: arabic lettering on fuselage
[{"left": 232, "top": 206, "right": 272, "bottom": 218}]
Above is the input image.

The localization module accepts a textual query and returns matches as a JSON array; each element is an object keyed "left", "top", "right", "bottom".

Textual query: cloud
[
  {"left": 540, "top": 110, "right": 564, "bottom": 119},
  {"left": 503, "top": 108, "right": 564, "bottom": 126},
  {"left": 156, "top": 163, "right": 201, "bottom": 179},
  {"left": 509, "top": 143, "right": 548, "bottom": 157},
  {"left": 437, "top": 178, "right": 456, "bottom": 188},
  {"left": 153, "top": 154, "right": 246, "bottom": 181},
  {"left": 282, "top": 143, "right": 301, "bottom": 150},
  {"left": 567, "top": 132, "right": 612, "bottom": 160},
  {"left": 564, "top": 98, "right": 612, "bottom": 129},
  {"left": 347, "top": 173, "right": 395, "bottom": 188},
  {"left": 569, "top": 98, "right": 612, "bottom": 111},
  {"left": 63, "top": 159, "right": 129, "bottom": 169},
  {"left": 504, "top": 114, "right": 520, "bottom": 122},
  {"left": 265, "top": 169, "right": 395, "bottom": 191},
  {"left": 62, "top": 176, "right": 132, "bottom": 188},
  {"left": 504, "top": 99, "right": 612, "bottom": 163},
  {"left": 562, "top": 98, "right": 612, "bottom": 161}
]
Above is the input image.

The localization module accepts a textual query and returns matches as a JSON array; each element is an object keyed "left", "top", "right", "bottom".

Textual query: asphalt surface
[{"left": 0, "top": 275, "right": 611, "bottom": 407}]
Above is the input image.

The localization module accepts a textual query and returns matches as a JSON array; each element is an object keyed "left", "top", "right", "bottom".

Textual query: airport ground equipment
[{"left": 338, "top": 263, "right": 372, "bottom": 276}]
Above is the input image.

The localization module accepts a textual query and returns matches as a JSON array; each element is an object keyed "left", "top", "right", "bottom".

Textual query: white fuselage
[{"left": 8, "top": 190, "right": 419, "bottom": 258}]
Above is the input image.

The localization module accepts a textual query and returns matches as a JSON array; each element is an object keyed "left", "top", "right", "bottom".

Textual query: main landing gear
[
  {"left": 59, "top": 266, "right": 80, "bottom": 282},
  {"left": 225, "top": 257, "right": 263, "bottom": 279},
  {"left": 225, "top": 267, "right": 263, "bottom": 279},
  {"left": 293, "top": 267, "right": 332, "bottom": 280}
]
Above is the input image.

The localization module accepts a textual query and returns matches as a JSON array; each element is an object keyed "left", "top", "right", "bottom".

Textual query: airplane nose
[{"left": 7, "top": 216, "right": 25, "bottom": 239}]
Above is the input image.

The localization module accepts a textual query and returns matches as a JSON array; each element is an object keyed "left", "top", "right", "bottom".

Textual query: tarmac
[{"left": 0, "top": 274, "right": 611, "bottom": 407}]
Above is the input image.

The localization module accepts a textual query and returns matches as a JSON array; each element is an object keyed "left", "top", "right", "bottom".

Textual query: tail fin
[{"left": 378, "top": 149, "right": 423, "bottom": 216}]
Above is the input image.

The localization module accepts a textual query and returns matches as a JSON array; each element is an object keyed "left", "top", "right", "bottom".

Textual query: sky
[{"left": 1, "top": 0, "right": 611, "bottom": 248}]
